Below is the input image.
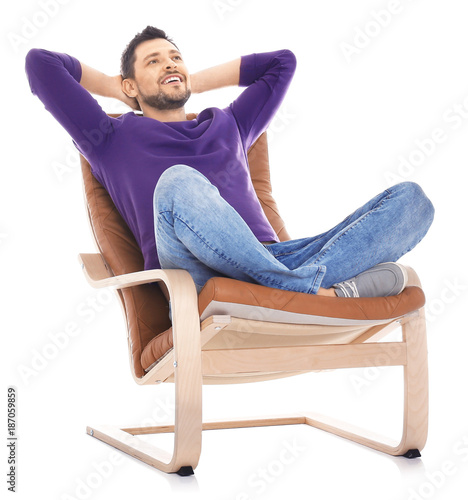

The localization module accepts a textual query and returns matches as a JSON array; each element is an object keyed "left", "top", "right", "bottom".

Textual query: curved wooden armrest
[
  {"left": 78, "top": 253, "right": 201, "bottom": 387},
  {"left": 78, "top": 253, "right": 195, "bottom": 292},
  {"left": 78, "top": 253, "right": 114, "bottom": 285}
]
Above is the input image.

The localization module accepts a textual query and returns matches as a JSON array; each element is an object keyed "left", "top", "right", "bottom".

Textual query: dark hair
[{"left": 120, "top": 26, "right": 179, "bottom": 79}]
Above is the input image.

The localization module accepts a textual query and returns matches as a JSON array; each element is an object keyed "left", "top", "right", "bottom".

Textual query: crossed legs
[{"left": 154, "top": 165, "right": 434, "bottom": 295}]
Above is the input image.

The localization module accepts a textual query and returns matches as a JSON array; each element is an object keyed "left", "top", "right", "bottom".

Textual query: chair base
[
  {"left": 87, "top": 410, "right": 423, "bottom": 475},
  {"left": 86, "top": 308, "right": 428, "bottom": 474}
]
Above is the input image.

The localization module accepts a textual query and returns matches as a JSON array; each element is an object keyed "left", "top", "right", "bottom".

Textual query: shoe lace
[{"left": 337, "top": 280, "right": 360, "bottom": 298}]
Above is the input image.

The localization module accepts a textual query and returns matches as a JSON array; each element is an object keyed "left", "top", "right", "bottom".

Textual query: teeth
[{"left": 163, "top": 76, "right": 181, "bottom": 84}]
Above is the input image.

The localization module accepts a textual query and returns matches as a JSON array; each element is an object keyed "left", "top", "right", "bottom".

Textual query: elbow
[
  {"left": 25, "top": 48, "right": 43, "bottom": 91},
  {"left": 25, "top": 47, "right": 46, "bottom": 66},
  {"left": 281, "top": 49, "right": 297, "bottom": 71},
  {"left": 25, "top": 47, "right": 38, "bottom": 72},
  {"left": 25, "top": 47, "right": 48, "bottom": 77},
  {"left": 25, "top": 48, "right": 51, "bottom": 93},
  {"left": 275, "top": 49, "right": 297, "bottom": 79},
  {"left": 25, "top": 47, "right": 60, "bottom": 71}
]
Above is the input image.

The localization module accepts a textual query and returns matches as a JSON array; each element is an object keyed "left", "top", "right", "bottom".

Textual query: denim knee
[
  {"left": 392, "top": 181, "right": 435, "bottom": 233},
  {"left": 156, "top": 164, "right": 198, "bottom": 191},
  {"left": 154, "top": 164, "right": 204, "bottom": 208}
]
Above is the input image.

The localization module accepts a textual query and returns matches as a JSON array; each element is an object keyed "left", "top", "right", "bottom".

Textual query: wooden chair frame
[{"left": 79, "top": 252, "right": 428, "bottom": 475}]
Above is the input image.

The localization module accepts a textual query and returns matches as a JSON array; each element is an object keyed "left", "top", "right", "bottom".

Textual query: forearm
[
  {"left": 190, "top": 57, "right": 241, "bottom": 94},
  {"left": 80, "top": 62, "right": 139, "bottom": 109},
  {"left": 80, "top": 63, "right": 121, "bottom": 99}
]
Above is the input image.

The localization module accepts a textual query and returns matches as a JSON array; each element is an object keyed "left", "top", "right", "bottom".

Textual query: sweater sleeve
[
  {"left": 228, "top": 49, "right": 297, "bottom": 149},
  {"left": 25, "top": 48, "right": 114, "bottom": 161}
]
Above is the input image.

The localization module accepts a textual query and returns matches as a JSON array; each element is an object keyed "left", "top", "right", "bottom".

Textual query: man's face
[{"left": 130, "top": 38, "right": 191, "bottom": 110}]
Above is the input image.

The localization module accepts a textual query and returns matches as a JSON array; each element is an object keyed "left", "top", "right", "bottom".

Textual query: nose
[{"left": 164, "top": 58, "right": 177, "bottom": 70}]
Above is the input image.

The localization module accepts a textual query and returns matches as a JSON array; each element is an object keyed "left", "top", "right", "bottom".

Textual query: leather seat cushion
[{"left": 140, "top": 277, "right": 425, "bottom": 371}]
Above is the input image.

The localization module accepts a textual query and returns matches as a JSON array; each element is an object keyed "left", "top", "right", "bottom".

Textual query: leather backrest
[
  {"left": 80, "top": 119, "right": 290, "bottom": 379},
  {"left": 247, "top": 132, "right": 291, "bottom": 242}
]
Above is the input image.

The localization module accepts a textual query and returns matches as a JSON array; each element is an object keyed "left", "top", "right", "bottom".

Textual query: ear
[{"left": 122, "top": 78, "right": 138, "bottom": 98}]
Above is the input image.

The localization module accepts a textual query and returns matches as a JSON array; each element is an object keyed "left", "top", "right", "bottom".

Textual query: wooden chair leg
[
  {"left": 87, "top": 356, "right": 203, "bottom": 475},
  {"left": 302, "top": 308, "right": 428, "bottom": 457},
  {"left": 395, "top": 306, "right": 429, "bottom": 455},
  {"left": 87, "top": 362, "right": 203, "bottom": 475},
  {"left": 87, "top": 270, "right": 203, "bottom": 475}
]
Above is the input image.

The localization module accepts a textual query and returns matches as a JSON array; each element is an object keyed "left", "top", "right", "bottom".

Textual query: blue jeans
[{"left": 154, "top": 165, "right": 434, "bottom": 294}]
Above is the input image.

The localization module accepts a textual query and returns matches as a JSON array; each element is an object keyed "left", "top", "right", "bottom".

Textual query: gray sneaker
[{"left": 332, "top": 263, "right": 408, "bottom": 298}]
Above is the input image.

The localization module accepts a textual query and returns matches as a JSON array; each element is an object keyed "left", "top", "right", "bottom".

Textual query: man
[{"left": 25, "top": 26, "right": 434, "bottom": 297}]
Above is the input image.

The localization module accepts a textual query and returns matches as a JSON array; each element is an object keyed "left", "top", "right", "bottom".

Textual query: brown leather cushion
[
  {"left": 81, "top": 122, "right": 289, "bottom": 379},
  {"left": 140, "top": 278, "right": 425, "bottom": 371},
  {"left": 198, "top": 278, "right": 425, "bottom": 323}
]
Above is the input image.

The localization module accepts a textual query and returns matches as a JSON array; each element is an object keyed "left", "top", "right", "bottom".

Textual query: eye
[
  {"left": 173, "top": 56, "right": 182, "bottom": 61},
  {"left": 148, "top": 59, "right": 158, "bottom": 64}
]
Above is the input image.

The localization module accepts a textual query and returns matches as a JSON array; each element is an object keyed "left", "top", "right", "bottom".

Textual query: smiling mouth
[{"left": 161, "top": 74, "right": 183, "bottom": 85}]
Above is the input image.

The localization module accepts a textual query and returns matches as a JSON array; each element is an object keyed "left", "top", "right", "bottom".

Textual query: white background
[{"left": 2, "top": 0, "right": 468, "bottom": 499}]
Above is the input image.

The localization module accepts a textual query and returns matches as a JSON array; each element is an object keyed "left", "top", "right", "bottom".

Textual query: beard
[{"left": 139, "top": 85, "right": 191, "bottom": 111}]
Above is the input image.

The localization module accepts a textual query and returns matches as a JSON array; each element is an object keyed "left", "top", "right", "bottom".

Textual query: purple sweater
[{"left": 25, "top": 48, "right": 296, "bottom": 270}]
